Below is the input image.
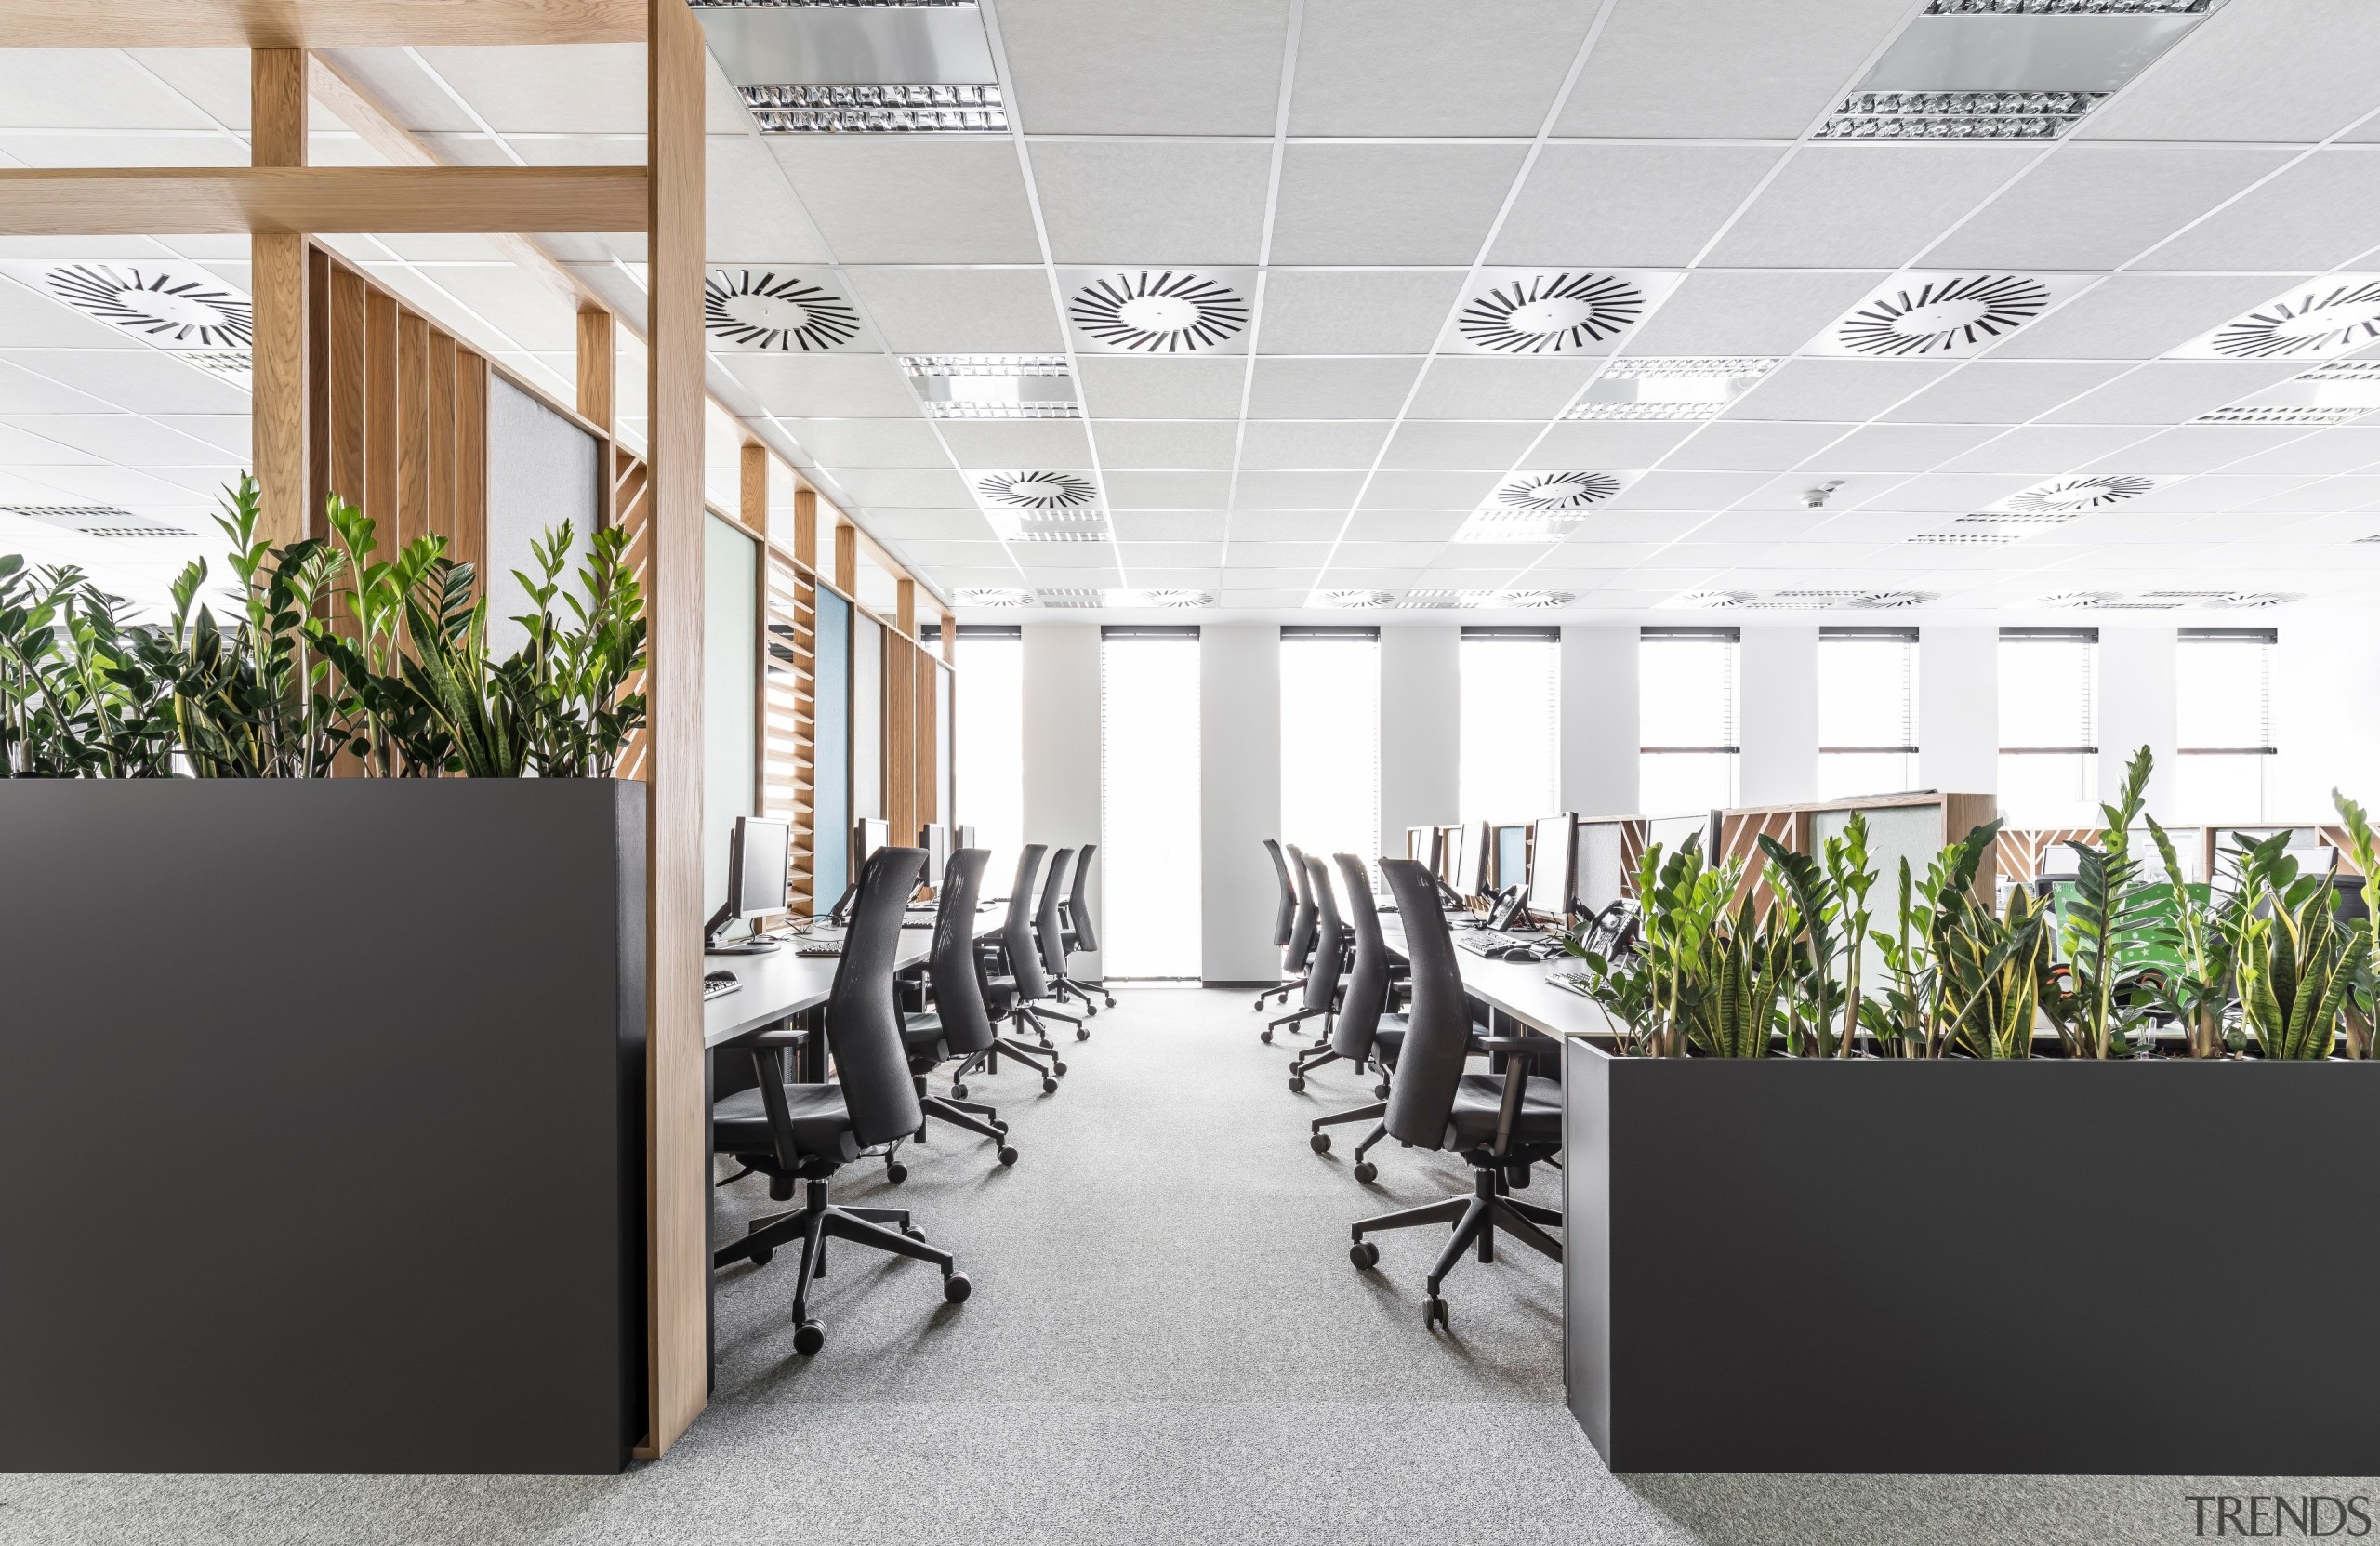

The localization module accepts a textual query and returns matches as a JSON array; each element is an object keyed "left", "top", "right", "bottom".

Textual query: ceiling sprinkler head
[{"left": 1802, "top": 480, "right": 1846, "bottom": 509}]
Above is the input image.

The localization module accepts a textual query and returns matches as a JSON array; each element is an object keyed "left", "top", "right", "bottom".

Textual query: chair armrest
[
  {"left": 748, "top": 1026, "right": 809, "bottom": 1050},
  {"left": 1491, "top": 1055, "right": 1531, "bottom": 1158},
  {"left": 1474, "top": 1036, "right": 1541, "bottom": 1052}
]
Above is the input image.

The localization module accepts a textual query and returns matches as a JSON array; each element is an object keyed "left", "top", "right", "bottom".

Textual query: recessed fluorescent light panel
[
  {"left": 1447, "top": 270, "right": 1680, "bottom": 356},
  {"left": 1063, "top": 270, "right": 1253, "bottom": 355},
  {"left": 4, "top": 505, "right": 200, "bottom": 539},
  {"left": 1828, "top": 0, "right": 2223, "bottom": 137},
  {"left": 1815, "top": 272, "right": 2087, "bottom": 358},
  {"left": 1033, "top": 589, "right": 1104, "bottom": 609},
  {"left": 1566, "top": 358, "right": 1777, "bottom": 420},
  {"left": 693, "top": 2, "right": 1006, "bottom": 133},
  {"left": 2172, "top": 279, "right": 2380, "bottom": 361},
  {"left": 902, "top": 354, "right": 1078, "bottom": 418}
]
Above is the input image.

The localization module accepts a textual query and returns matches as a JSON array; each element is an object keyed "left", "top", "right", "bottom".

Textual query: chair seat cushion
[
  {"left": 712, "top": 1082, "right": 860, "bottom": 1164},
  {"left": 984, "top": 976, "right": 1019, "bottom": 1014},
  {"left": 1445, "top": 1072, "right": 1562, "bottom": 1149},
  {"left": 1372, "top": 1015, "right": 1408, "bottom": 1064},
  {"left": 902, "top": 1012, "right": 951, "bottom": 1058}
]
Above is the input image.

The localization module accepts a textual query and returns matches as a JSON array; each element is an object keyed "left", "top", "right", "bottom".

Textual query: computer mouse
[{"left": 705, "top": 969, "right": 739, "bottom": 984}]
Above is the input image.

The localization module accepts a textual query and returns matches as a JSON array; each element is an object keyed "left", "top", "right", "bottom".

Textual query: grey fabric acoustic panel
[{"left": 484, "top": 373, "right": 602, "bottom": 655}]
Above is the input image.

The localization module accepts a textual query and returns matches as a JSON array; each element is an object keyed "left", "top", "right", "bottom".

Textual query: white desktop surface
[
  {"left": 1380, "top": 917, "right": 1620, "bottom": 1041},
  {"left": 702, "top": 905, "right": 1005, "bottom": 1049}
]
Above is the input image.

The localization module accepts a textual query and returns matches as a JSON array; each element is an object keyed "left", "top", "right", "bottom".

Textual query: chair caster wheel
[
  {"left": 793, "top": 1319, "right": 826, "bottom": 1355},
  {"left": 991, "top": 1119, "right": 1010, "bottom": 1135},
  {"left": 1104, "top": 997, "right": 1117, "bottom": 1009},
  {"left": 903, "top": 1225, "right": 925, "bottom": 1241},
  {"left": 1310, "top": 1132, "right": 1330, "bottom": 1154},
  {"left": 951, "top": 1083, "right": 968, "bottom": 1101},
  {"left": 748, "top": 1246, "right": 774, "bottom": 1266},
  {"left": 1261, "top": 1029, "right": 1274, "bottom": 1043},
  {"left": 1076, "top": 1026, "right": 1089, "bottom": 1040},
  {"left": 1424, "top": 1296, "right": 1449, "bottom": 1330},
  {"left": 1354, "top": 1161, "right": 1378, "bottom": 1184},
  {"left": 944, "top": 1273, "right": 972, "bottom": 1303},
  {"left": 1350, "top": 1241, "right": 1380, "bottom": 1270},
  {"left": 1289, "top": 1075, "right": 1305, "bottom": 1093},
  {"left": 1042, "top": 1077, "right": 1060, "bottom": 1094},
  {"left": 998, "top": 1145, "right": 1018, "bottom": 1167},
  {"left": 1052, "top": 1060, "right": 1068, "bottom": 1077},
  {"left": 1374, "top": 1083, "right": 1392, "bottom": 1100},
  {"left": 885, "top": 1162, "right": 907, "bottom": 1185},
  {"left": 1085, "top": 1006, "right": 1097, "bottom": 1018}
]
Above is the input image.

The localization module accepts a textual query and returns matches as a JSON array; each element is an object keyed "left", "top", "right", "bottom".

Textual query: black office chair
[
  {"left": 1032, "top": 847, "right": 1088, "bottom": 1042},
  {"left": 1265, "top": 852, "right": 1343, "bottom": 1044},
  {"left": 1295, "top": 851, "right": 1404, "bottom": 1128},
  {"left": 711, "top": 846, "right": 972, "bottom": 1355},
  {"left": 1052, "top": 840, "right": 1114, "bottom": 1012},
  {"left": 896, "top": 846, "right": 1018, "bottom": 1174},
  {"left": 1257, "top": 840, "right": 1316, "bottom": 1011},
  {"left": 1349, "top": 856, "right": 1563, "bottom": 1331},
  {"left": 981, "top": 844, "right": 1067, "bottom": 1080}
]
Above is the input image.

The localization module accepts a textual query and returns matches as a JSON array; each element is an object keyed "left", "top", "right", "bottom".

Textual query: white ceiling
[{"left": 4, "top": 0, "right": 2380, "bottom": 626}]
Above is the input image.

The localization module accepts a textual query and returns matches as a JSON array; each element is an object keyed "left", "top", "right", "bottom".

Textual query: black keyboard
[
  {"left": 1457, "top": 931, "right": 1550, "bottom": 958},
  {"left": 795, "top": 943, "right": 841, "bottom": 958},
  {"left": 703, "top": 977, "right": 741, "bottom": 1001}
]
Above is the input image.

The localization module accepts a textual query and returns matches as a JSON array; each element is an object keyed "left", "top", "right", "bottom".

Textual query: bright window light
[
  {"left": 1640, "top": 628, "right": 1739, "bottom": 813},
  {"left": 2175, "top": 628, "right": 2274, "bottom": 824},
  {"left": 1279, "top": 629, "right": 1381, "bottom": 881},
  {"left": 1101, "top": 631, "right": 1201, "bottom": 978},
  {"left": 954, "top": 628, "right": 1023, "bottom": 881},
  {"left": 1999, "top": 628, "right": 2098, "bottom": 826},
  {"left": 1819, "top": 628, "right": 1920, "bottom": 799},
  {"left": 1460, "top": 629, "right": 1559, "bottom": 825}
]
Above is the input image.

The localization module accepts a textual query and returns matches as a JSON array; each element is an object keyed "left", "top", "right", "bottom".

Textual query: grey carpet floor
[{"left": 1, "top": 987, "right": 2360, "bottom": 1544}]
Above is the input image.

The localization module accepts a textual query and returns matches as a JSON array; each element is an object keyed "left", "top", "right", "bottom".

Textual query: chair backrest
[
  {"left": 1067, "top": 841, "right": 1100, "bottom": 953},
  {"left": 1037, "top": 847, "right": 1073, "bottom": 976},
  {"left": 1380, "top": 857, "right": 1471, "bottom": 1152},
  {"left": 1004, "top": 844, "right": 1049, "bottom": 999},
  {"left": 1329, "top": 853, "right": 1391, "bottom": 1059},
  {"left": 929, "top": 848, "right": 995, "bottom": 1056},
  {"left": 1283, "top": 843, "right": 1317, "bottom": 971},
  {"left": 1301, "top": 852, "right": 1343, "bottom": 1013},
  {"left": 1263, "top": 839, "right": 1295, "bottom": 947},
  {"left": 825, "top": 845, "right": 929, "bottom": 1147}
]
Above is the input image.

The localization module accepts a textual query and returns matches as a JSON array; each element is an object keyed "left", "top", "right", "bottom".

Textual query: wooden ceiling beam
[
  {"left": 0, "top": 0, "right": 644, "bottom": 49},
  {"left": 0, "top": 166, "right": 647, "bottom": 236}
]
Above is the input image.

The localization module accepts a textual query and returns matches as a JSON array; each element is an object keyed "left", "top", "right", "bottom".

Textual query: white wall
[
  {"left": 1201, "top": 625, "right": 1281, "bottom": 984},
  {"left": 1919, "top": 626, "right": 1997, "bottom": 795},
  {"left": 2100, "top": 627, "right": 2177, "bottom": 810},
  {"left": 2273, "top": 615, "right": 2380, "bottom": 819},
  {"left": 1021, "top": 624, "right": 1103, "bottom": 975},
  {"left": 1739, "top": 626, "right": 1819, "bottom": 804},
  {"left": 1380, "top": 625, "right": 1459, "bottom": 846},
  {"left": 1561, "top": 624, "right": 1638, "bottom": 815}
]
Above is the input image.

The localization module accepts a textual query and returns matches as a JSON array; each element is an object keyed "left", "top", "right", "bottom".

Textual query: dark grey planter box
[
  {"left": 0, "top": 780, "right": 646, "bottom": 1474},
  {"left": 1563, "top": 1037, "right": 2380, "bottom": 1475}
]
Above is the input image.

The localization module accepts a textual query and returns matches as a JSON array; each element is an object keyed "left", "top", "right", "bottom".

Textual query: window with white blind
[
  {"left": 2175, "top": 628, "right": 2275, "bottom": 823},
  {"left": 952, "top": 626, "right": 1023, "bottom": 882},
  {"left": 1459, "top": 627, "right": 1559, "bottom": 825},
  {"left": 1101, "top": 627, "right": 1201, "bottom": 978},
  {"left": 1640, "top": 627, "right": 1739, "bottom": 813},
  {"left": 1819, "top": 627, "right": 1920, "bottom": 799},
  {"left": 1999, "top": 628, "right": 2099, "bottom": 826},
  {"left": 1279, "top": 627, "right": 1381, "bottom": 878}
]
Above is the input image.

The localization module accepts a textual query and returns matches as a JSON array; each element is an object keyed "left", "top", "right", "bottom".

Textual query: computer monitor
[
  {"left": 919, "top": 823, "right": 950, "bottom": 887},
  {"left": 1492, "top": 823, "right": 1530, "bottom": 894},
  {"left": 857, "top": 817, "right": 891, "bottom": 866},
  {"left": 957, "top": 824, "right": 977, "bottom": 852},
  {"left": 1449, "top": 821, "right": 1489, "bottom": 902},
  {"left": 1405, "top": 826, "right": 1440, "bottom": 870},
  {"left": 704, "top": 815, "right": 790, "bottom": 953},
  {"left": 1529, "top": 813, "right": 1578, "bottom": 919}
]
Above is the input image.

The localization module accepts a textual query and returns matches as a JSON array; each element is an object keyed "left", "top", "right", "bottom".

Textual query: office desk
[
  {"left": 702, "top": 905, "right": 1006, "bottom": 1050},
  {"left": 1379, "top": 917, "right": 1620, "bottom": 1041}
]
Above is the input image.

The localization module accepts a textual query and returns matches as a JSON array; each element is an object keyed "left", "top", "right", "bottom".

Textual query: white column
[
  {"left": 1021, "top": 623, "right": 1103, "bottom": 974},
  {"left": 1380, "top": 625, "right": 1460, "bottom": 847},
  {"left": 2099, "top": 627, "right": 2177, "bottom": 813},
  {"left": 1561, "top": 624, "right": 1639, "bottom": 816},
  {"left": 1738, "top": 626, "right": 1818, "bottom": 805},
  {"left": 1199, "top": 624, "right": 1281, "bottom": 984},
  {"left": 1920, "top": 626, "right": 1998, "bottom": 796},
  {"left": 2272, "top": 616, "right": 2380, "bottom": 820}
]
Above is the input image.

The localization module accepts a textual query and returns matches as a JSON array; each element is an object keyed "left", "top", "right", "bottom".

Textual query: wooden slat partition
[
  {"left": 613, "top": 447, "right": 654, "bottom": 782},
  {"left": 760, "top": 549, "right": 813, "bottom": 911},
  {"left": 307, "top": 244, "right": 488, "bottom": 561}
]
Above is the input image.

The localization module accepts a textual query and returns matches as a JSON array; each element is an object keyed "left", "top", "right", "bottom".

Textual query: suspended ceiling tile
[
  {"left": 1730, "top": 359, "right": 1958, "bottom": 424},
  {"left": 1379, "top": 420, "right": 1546, "bottom": 470},
  {"left": 1986, "top": 273, "right": 2309, "bottom": 361},
  {"left": 1075, "top": 358, "right": 1248, "bottom": 420},
  {"left": 1882, "top": 361, "right": 2134, "bottom": 426},
  {"left": 1619, "top": 270, "right": 1884, "bottom": 358},
  {"left": 1358, "top": 469, "right": 1502, "bottom": 510},
  {"left": 768, "top": 139, "right": 1043, "bottom": 265},
  {"left": 2077, "top": 0, "right": 2380, "bottom": 144},
  {"left": 1093, "top": 419, "right": 1241, "bottom": 470},
  {"left": 1705, "top": 145, "right": 2039, "bottom": 271},
  {"left": 1555, "top": 0, "right": 1911, "bottom": 139},
  {"left": 2134, "top": 149, "right": 2380, "bottom": 274},
  {"left": 845, "top": 268, "right": 1064, "bottom": 355},
  {"left": 2042, "top": 362, "right": 2307, "bottom": 427},
  {"left": 1935, "top": 425, "right": 2157, "bottom": 477},
  {"left": 1246, "top": 357, "right": 1424, "bottom": 420},
  {"left": 928, "top": 418, "right": 1095, "bottom": 467},
  {"left": 997, "top": 0, "right": 1293, "bottom": 137},
  {"left": 1925, "top": 145, "right": 2296, "bottom": 272},
  {"left": 1667, "top": 420, "right": 1856, "bottom": 474},
  {"left": 1253, "top": 269, "right": 1464, "bottom": 356},
  {"left": 1236, "top": 420, "right": 1395, "bottom": 470},
  {"left": 1288, "top": 0, "right": 1595, "bottom": 137},
  {"left": 1030, "top": 141, "right": 1275, "bottom": 268},
  {"left": 1405, "top": 357, "right": 1600, "bottom": 421},
  {"left": 1268, "top": 144, "right": 1529, "bottom": 268}
]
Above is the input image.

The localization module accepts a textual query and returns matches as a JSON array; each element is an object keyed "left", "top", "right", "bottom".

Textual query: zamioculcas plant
[
  {"left": 1861, "top": 819, "right": 2003, "bottom": 1057},
  {"left": 2056, "top": 745, "right": 2162, "bottom": 1059},
  {"left": 1567, "top": 836, "right": 1741, "bottom": 1058},
  {"left": 1757, "top": 832, "right": 1861, "bottom": 1057},
  {"left": 2238, "top": 881, "right": 2371, "bottom": 1061}
]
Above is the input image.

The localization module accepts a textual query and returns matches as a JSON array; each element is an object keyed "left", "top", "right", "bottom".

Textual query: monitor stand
[{"left": 703, "top": 901, "right": 783, "bottom": 955}]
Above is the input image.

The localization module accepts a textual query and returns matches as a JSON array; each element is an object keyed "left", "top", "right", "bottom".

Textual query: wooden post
[
  {"left": 641, "top": 0, "right": 707, "bottom": 1460},
  {"left": 739, "top": 443, "right": 767, "bottom": 537},
  {"left": 833, "top": 520, "right": 856, "bottom": 595},
  {"left": 250, "top": 48, "right": 308, "bottom": 546},
  {"left": 792, "top": 484, "right": 817, "bottom": 571},
  {"left": 896, "top": 576, "right": 915, "bottom": 639},
  {"left": 575, "top": 305, "right": 614, "bottom": 433},
  {"left": 940, "top": 611, "right": 956, "bottom": 665}
]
